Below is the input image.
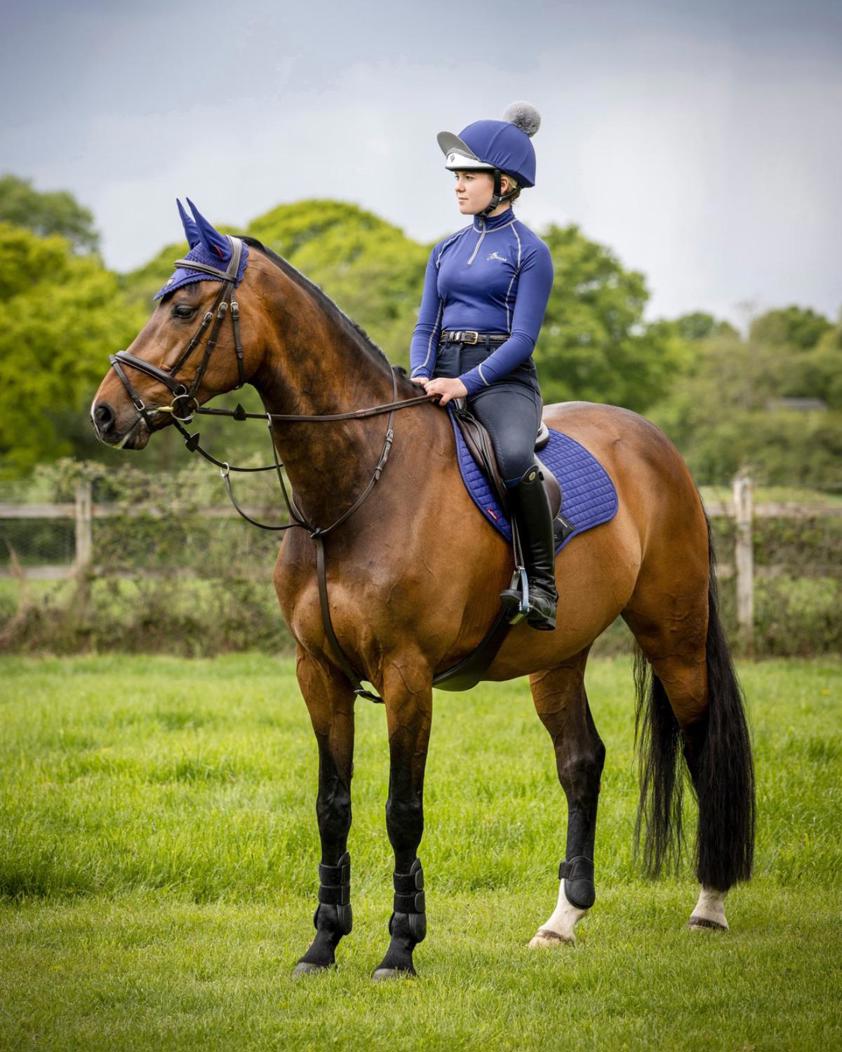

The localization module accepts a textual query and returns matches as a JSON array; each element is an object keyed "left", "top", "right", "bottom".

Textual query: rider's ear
[{"left": 185, "top": 197, "right": 231, "bottom": 262}]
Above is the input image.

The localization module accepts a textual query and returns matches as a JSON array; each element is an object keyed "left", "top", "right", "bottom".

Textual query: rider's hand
[{"left": 423, "top": 377, "right": 468, "bottom": 406}]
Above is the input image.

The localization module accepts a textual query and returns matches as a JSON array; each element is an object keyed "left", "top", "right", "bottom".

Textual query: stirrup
[
  {"left": 500, "top": 568, "right": 556, "bottom": 630},
  {"left": 500, "top": 567, "right": 529, "bottom": 624}
]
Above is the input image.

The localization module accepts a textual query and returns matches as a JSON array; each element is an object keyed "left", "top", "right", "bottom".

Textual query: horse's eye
[{"left": 172, "top": 303, "right": 196, "bottom": 319}]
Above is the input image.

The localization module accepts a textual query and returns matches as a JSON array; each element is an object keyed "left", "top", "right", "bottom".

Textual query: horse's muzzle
[{"left": 90, "top": 399, "right": 151, "bottom": 450}]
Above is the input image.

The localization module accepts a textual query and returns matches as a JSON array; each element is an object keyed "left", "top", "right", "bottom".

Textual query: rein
[{"left": 108, "top": 235, "right": 436, "bottom": 702}]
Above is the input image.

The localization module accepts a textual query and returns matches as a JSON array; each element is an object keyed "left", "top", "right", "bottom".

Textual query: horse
[{"left": 91, "top": 201, "right": 754, "bottom": 979}]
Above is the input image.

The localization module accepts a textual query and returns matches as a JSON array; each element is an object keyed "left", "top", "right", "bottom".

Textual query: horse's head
[{"left": 91, "top": 199, "right": 267, "bottom": 450}]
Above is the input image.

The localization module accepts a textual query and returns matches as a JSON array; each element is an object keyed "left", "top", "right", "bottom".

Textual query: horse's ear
[
  {"left": 177, "top": 199, "right": 201, "bottom": 249},
  {"left": 185, "top": 197, "right": 230, "bottom": 261}
]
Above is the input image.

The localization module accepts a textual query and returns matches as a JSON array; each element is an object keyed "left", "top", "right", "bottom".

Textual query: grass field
[{"left": 0, "top": 654, "right": 840, "bottom": 1051}]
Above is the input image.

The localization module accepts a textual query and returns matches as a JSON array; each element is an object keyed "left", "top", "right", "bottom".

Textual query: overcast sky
[{"left": 2, "top": 0, "right": 840, "bottom": 327}]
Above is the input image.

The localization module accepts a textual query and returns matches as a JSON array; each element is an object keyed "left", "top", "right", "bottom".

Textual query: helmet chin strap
[{"left": 480, "top": 168, "right": 518, "bottom": 216}]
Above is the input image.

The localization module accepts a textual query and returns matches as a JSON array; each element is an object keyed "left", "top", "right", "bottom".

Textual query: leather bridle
[{"left": 109, "top": 237, "right": 246, "bottom": 427}]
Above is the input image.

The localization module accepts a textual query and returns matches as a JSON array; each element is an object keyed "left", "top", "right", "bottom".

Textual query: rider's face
[{"left": 453, "top": 170, "right": 495, "bottom": 214}]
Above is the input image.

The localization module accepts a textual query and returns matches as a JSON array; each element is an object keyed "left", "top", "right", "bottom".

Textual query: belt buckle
[{"left": 464, "top": 331, "right": 479, "bottom": 345}]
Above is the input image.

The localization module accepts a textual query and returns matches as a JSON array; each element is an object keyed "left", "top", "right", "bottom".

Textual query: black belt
[{"left": 440, "top": 330, "right": 509, "bottom": 346}]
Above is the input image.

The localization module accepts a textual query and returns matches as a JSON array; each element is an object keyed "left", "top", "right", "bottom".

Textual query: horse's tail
[
  {"left": 633, "top": 648, "right": 685, "bottom": 877},
  {"left": 634, "top": 515, "right": 755, "bottom": 888},
  {"left": 692, "top": 515, "right": 755, "bottom": 888}
]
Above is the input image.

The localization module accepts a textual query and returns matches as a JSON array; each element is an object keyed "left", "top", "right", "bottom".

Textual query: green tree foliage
[
  {"left": 0, "top": 224, "right": 145, "bottom": 476},
  {"left": 534, "top": 224, "right": 688, "bottom": 411},
  {"left": 750, "top": 305, "right": 832, "bottom": 351},
  {"left": 0, "top": 174, "right": 99, "bottom": 254},
  {"left": 118, "top": 240, "right": 186, "bottom": 307},
  {"left": 673, "top": 311, "right": 739, "bottom": 342},
  {"left": 650, "top": 326, "right": 842, "bottom": 488},
  {"left": 247, "top": 199, "right": 429, "bottom": 366},
  {"left": 743, "top": 306, "right": 839, "bottom": 410}
]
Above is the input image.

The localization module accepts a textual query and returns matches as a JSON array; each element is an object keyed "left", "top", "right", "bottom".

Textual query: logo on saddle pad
[{"left": 486, "top": 251, "right": 507, "bottom": 263}]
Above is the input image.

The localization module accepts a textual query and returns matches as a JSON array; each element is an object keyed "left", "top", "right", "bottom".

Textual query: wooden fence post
[
  {"left": 74, "top": 480, "right": 93, "bottom": 576},
  {"left": 733, "top": 472, "right": 754, "bottom": 653}
]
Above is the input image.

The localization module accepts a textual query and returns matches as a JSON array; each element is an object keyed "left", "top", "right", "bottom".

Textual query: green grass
[{"left": 0, "top": 654, "right": 840, "bottom": 1051}]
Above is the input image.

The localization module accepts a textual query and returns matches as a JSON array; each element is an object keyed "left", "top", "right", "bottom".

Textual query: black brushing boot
[
  {"left": 372, "top": 858, "right": 426, "bottom": 980},
  {"left": 502, "top": 464, "right": 558, "bottom": 631},
  {"left": 294, "top": 852, "right": 352, "bottom": 975}
]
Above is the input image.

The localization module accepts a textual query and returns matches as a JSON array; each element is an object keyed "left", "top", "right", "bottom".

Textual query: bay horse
[{"left": 91, "top": 204, "right": 754, "bottom": 979}]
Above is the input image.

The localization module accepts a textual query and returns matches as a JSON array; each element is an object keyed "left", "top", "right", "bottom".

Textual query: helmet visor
[{"left": 437, "top": 130, "right": 495, "bottom": 172}]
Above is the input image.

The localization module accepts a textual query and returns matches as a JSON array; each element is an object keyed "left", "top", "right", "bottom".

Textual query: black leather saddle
[{"left": 451, "top": 402, "right": 574, "bottom": 546}]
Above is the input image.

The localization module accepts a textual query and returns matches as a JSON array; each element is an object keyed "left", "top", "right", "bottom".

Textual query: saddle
[{"left": 451, "top": 402, "right": 574, "bottom": 546}]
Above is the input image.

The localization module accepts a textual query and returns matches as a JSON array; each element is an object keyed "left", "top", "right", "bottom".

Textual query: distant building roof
[{"left": 766, "top": 397, "right": 828, "bottom": 412}]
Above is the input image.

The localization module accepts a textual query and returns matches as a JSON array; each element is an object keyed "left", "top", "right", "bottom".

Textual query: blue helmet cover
[
  {"left": 457, "top": 119, "right": 537, "bottom": 187},
  {"left": 154, "top": 198, "right": 249, "bottom": 300}
]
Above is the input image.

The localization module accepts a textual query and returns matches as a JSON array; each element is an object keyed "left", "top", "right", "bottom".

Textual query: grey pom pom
[{"left": 502, "top": 101, "right": 541, "bottom": 137}]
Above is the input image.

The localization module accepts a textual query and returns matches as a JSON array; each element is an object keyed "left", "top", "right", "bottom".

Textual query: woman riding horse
[
  {"left": 411, "top": 103, "right": 558, "bottom": 630},
  {"left": 91, "top": 179, "right": 754, "bottom": 981}
]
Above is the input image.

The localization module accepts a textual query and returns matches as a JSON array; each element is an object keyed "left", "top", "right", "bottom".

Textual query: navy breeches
[{"left": 434, "top": 340, "right": 543, "bottom": 487}]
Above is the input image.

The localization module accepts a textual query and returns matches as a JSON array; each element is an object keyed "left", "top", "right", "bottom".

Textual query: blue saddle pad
[{"left": 450, "top": 413, "right": 618, "bottom": 552}]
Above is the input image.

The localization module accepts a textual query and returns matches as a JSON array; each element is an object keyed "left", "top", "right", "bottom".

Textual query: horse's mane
[{"left": 241, "top": 236, "right": 401, "bottom": 380}]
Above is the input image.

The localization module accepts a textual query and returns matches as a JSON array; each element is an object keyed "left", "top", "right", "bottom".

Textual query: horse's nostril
[{"left": 94, "top": 403, "right": 115, "bottom": 432}]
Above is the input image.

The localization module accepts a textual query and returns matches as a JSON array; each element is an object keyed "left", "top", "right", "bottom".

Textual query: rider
[{"left": 409, "top": 102, "right": 558, "bottom": 631}]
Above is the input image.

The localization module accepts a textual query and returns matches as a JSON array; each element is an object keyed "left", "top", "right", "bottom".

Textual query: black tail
[
  {"left": 633, "top": 648, "right": 685, "bottom": 877},
  {"left": 635, "top": 516, "right": 755, "bottom": 889}
]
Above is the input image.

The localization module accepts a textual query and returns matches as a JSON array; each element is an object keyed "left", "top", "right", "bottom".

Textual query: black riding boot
[{"left": 504, "top": 465, "right": 558, "bottom": 631}]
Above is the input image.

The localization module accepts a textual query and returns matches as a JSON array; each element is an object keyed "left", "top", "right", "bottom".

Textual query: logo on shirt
[{"left": 486, "top": 251, "right": 506, "bottom": 263}]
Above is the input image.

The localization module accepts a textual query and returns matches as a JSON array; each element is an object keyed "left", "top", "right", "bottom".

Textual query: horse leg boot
[
  {"left": 373, "top": 665, "right": 432, "bottom": 980},
  {"left": 294, "top": 652, "right": 355, "bottom": 975},
  {"left": 528, "top": 651, "right": 606, "bottom": 947},
  {"left": 504, "top": 465, "right": 558, "bottom": 631}
]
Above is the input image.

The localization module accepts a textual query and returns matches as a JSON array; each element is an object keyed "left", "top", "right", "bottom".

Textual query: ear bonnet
[{"left": 154, "top": 198, "right": 248, "bottom": 300}]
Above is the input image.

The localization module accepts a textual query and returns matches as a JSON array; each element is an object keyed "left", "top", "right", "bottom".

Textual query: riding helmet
[{"left": 437, "top": 102, "right": 541, "bottom": 188}]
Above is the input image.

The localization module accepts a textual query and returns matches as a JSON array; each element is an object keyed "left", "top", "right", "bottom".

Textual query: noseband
[{"left": 109, "top": 236, "right": 245, "bottom": 426}]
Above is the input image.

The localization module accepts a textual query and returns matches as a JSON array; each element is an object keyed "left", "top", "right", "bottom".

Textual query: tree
[
  {"left": 0, "top": 224, "right": 144, "bottom": 476},
  {"left": 247, "top": 199, "right": 429, "bottom": 367},
  {"left": 534, "top": 224, "right": 688, "bottom": 411},
  {"left": 673, "top": 311, "right": 739, "bottom": 342},
  {"left": 749, "top": 306, "right": 832, "bottom": 351},
  {"left": 649, "top": 329, "right": 842, "bottom": 487},
  {"left": 0, "top": 175, "right": 99, "bottom": 253}
]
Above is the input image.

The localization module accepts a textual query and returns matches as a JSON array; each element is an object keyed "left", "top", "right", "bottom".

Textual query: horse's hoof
[
  {"left": 293, "top": 960, "right": 334, "bottom": 977},
  {"left": 372, "top": 966, "right": 416, "bottom": 981},
  {"left": 688, "top": 915, "right": 728, "bottom": 932},
  {"left": 529, "top": 928, "right": 575, "bottom": 948}
]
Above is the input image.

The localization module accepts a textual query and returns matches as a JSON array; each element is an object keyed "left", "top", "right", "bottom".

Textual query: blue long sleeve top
[{"left": 409, "top": 210, "right": 554, "bottom": 396}]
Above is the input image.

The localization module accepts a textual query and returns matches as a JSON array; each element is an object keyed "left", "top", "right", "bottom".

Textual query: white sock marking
[
  {"left": 689, "top": 885, "right": 729, "bottom": 930},
  {"left": 529, "top": 880, "right": 586, "bottom": 947}
]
